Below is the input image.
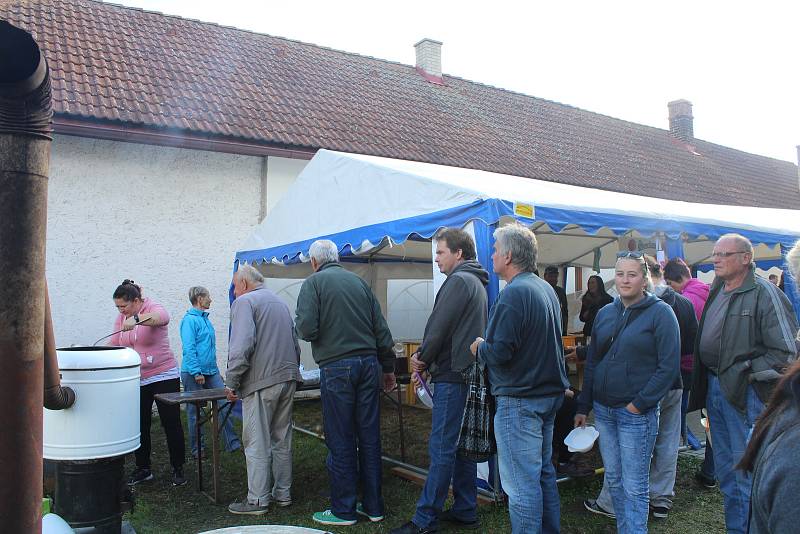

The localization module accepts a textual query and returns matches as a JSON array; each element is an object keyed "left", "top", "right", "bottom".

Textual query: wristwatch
[{"left": 133, "top": 313, "right": 140, "bottom": 323}]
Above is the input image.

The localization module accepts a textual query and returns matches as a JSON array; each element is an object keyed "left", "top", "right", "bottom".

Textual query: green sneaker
[
  {"left": 356, "top": 502, "right": 384, "bottom": 522},
  {"left": 312, "top": 509, "right": 357, "bottom": 526}
]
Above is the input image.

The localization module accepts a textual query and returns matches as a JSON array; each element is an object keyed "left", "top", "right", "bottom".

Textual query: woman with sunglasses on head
[
  {"left": 110, "top": 279, "right": 187, "bottom": 487},
  {"left": 738, "top": 240, "right": 800, "bottom": 534},
  {"left": 575, "top": 252, "right": 680, "bottom": 533},
  {"left": 579, "top": 274, "right": 614, "bottom": 339}
]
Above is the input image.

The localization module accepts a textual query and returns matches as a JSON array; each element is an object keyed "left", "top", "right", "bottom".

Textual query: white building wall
[{"left": 46, "top": 135, "right": 307, "bottom": 372}]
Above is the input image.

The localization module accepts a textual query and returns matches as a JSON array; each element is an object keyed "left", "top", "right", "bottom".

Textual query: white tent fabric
[
  {"left": 236, "top": 149, "right": 800, "bottom": 320},
  {"left": 239, "top": 149, "right": 799, "bottom": 266}
]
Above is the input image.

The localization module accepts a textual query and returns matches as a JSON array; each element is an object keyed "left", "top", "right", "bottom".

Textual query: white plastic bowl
[
  {"left": 564, "top": 425, "right": 599, "bottom": 453},
  {"left": 413, "top": 372, "right": 434, "bottom": 409}
]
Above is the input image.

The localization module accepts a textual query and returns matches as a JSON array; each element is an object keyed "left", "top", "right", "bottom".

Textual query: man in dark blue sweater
[{"left": 470, "top": 224, "right": 569, "bottom": 534}]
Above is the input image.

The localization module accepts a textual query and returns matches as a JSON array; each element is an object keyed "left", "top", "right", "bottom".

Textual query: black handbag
[{"left": 457, "top": 360, "right": 496, "bottom": 462}]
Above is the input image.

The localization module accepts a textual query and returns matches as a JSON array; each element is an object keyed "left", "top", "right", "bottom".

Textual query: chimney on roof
[
  {"left": 668, "top": 99, "right": 694, "bottom": 142},
  {"left": 415, "top": 38, "right": 443, "bottom": 78}
]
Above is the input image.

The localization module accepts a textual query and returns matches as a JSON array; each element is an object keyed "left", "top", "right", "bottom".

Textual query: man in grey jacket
[
  {"left": 392, "top": 228, "right": 488, "bottom": 534},
  {"left": 689, "top": 234, "right": 798, "bottom": 534},
  {"left": 225, "top": 264, "right": 302, "bottom": 516}
]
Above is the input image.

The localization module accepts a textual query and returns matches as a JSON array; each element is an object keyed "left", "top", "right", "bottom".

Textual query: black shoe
[
  {"left": 439, "top": 509, "right": 480, "bottom": 530},
  {"left": 127, "top": 467, "right": 154, "bottom": 486},
  {"left": 651, "top": 505, "right": 669, "bottom": 519},
  {"left": 583, "top": 499, "right": 615, "bottom": 519},
  {"left": 557, "top": 460, "right": 595, "bottom": 478},
  {"left": 172, "top": 467, "right": 187, "bottom": 487},
  {"left": 695, "top": 470, "right": 717, "bottom": 489},
  {"left": 389, "top": 521, "right": 436, "bottom": 534}
]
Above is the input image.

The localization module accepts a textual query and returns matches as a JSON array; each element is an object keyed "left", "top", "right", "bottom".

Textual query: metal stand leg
[
  {"left": 396, "top": 385, "right": 406, "bottom": 463},
  {"left": 194, "top": 401, "right": 203, "bottom": 493},
  {"left": 210, "top": 401, "right": 220, "bottom": 503}
]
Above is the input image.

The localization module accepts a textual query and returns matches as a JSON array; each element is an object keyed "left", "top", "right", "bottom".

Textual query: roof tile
[{"left": 3, "top": 0, "right": 798, "bottom": 208}]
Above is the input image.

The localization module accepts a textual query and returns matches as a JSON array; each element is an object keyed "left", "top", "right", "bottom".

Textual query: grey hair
[
  {"left": 188, "top": 286, "right": 210, "bottom": 305},
  {"left": 237, "top": 263, "right": 264, "bottom": 285},
  {"left": 308, "top": 239, "right": 339, "bottom": 265},
  {"left": 718, "top": 233, "right": 754, "bottom": 256},
  {"left": 493, "top": 224, "right": 538, "bottom": 272},
  {"left": 787, "top": 240, "right": 800, "bottom": 282}
]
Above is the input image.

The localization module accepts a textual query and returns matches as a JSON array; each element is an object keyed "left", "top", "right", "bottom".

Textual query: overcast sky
[{"left": 112, "top": 0, "right": 799, "bottom": 164}]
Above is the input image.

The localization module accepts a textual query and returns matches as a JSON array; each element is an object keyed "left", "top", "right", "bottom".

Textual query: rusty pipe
[
  {"left": 44, "top": 281, "right": 75, "bottom": 410},
  {"left": 0, "top": 21, "right": 54, "bottom": 533}
]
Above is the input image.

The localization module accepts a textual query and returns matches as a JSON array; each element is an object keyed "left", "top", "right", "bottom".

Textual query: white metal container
[{"left": 44, "top": 346, "right": 141, "bottom": 460}]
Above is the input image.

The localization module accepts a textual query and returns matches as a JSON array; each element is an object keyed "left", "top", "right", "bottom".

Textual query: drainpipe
[
  {"left": 0, "top": 21, "right": 54, "bottom": 533},
  {"left": 44, "top": 281, "right": 76, "bottom": 410}
]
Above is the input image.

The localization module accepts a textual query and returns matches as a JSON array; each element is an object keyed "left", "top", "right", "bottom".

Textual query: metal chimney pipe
[{"left": 0, "top": 20, "right": 54, "bottom": 533}]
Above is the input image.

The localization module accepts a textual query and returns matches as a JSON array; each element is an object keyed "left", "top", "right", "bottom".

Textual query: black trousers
[
  {"left": 136, "top": 378, "right": 185, "bottom": 470},
  {"left": 553, "top": 388, "right": 579, "bottom": 463}
]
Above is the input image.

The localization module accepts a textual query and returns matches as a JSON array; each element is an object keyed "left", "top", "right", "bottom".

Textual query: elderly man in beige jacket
[{"left": 225, "top": 263, "right": 302, "bottom": 516}]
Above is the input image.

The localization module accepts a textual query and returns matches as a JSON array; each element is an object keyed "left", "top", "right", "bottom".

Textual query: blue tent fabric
[
  {"left": 781, "top": 244, "right": 800, "bottom": 321},
  {"left": 666, "top": 237, "right": 685, "bottom": 260},
  {"left": 473, "top": 219, "right": 500, "bottom": 309}
]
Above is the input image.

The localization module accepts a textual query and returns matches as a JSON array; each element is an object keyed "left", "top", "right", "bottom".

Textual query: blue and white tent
[{"left": 236, "top": 149, "right": 800, "bottom": 319}]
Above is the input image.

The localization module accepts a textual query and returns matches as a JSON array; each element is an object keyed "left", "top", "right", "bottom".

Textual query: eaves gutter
[{"left": 52, "top": 116, "right": 316, "bottom": 160}]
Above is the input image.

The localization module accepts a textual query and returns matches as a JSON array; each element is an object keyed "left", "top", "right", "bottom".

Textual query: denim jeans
[
  {"left": 495, "top": 394, "right": 563, "bottom": 534},
  {"left": 706, "top": 374, "right": 764, "bottom": 534},
  {"left": 320, "top": 355, "right": 383, "bottom": 521},
  {"left": 594, "top": 401, "right": 659, "bottom": 534},
  {"left": 180, "top": 372, "right": 241, "bottom": 455},
  {"left": 412, "top": 382, "right": 477, "bottom": 529},
  {"left": 597, "top": 389, "right": 682, "bottom": 513}
]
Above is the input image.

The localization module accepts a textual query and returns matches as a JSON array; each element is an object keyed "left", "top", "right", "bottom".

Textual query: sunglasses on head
[{"left": 616, "top": 251, "right": 643, "bottom": 259}]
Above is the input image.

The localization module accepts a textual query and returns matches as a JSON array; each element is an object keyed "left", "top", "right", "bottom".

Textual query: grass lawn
[{"left": 121, "top": 398, "right": 726, "bottom": 533}]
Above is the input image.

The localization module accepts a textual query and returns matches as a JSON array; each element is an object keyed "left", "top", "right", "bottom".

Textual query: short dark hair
[
  {"left": 435, "top": 228, "right": 476, "bottom": 260},
  {"left": 663, "top": 258, "right": 691, "bottom": 282},
  {"left": 544, "top": 266, "right": 559, "bottom": 276},
  {"left": 113, "top": 279, "right": 142, "bottom": 301},
  {"left": 644, "top": 255, "right": 662, "bottom": 278}
]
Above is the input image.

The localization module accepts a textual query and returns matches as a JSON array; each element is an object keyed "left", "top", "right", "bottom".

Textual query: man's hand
[
  {"left": 225, "top": 387, "right": 238, "bottom": 402},
  {"left": 574, "top": 414, "right": 587, "bottom": 428},
  {"left": 383, "top": 372, "right": 397, "bottom": 393},
  {"left": 564, "top": 388, "right": 575, "bottom": 399},
  {"left": 625, "top": 402, "right": 640, "bottom": 415},
  {"left": 564, "top": 347, "right": 578, "bottom": 363},
  {"left": 410, "top": 353, "right": 427, "bottom": 373},
  {"left": 470, "top": 337, "right": 484, "bottom": 356},
  {"left": 194, "top": 374, "right": 205, "bottom": 385},
  {"left": 411, "top": 370, "right": 429, "bottom": 388}
]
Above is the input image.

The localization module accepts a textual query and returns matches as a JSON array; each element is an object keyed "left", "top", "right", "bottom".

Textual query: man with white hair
[
  {"left": 470, "top": 224, "right": 569, "bottom": 534},
  {"left": 225, "top": 264, "right": 302, "bottom": 516},
  {"left": 295, "top": 240, "right": 396, "bottom": 527},
  {"left": 689, "top": 233, "right": 798, "bottom": 534}
]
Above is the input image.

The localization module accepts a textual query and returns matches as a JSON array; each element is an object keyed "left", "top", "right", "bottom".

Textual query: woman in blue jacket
[
  {"left": 575, "top": 253, "right": 680, "bottom": 534},
  {"left": 180, "top": 286, "right": 241, "bottom": 457}
]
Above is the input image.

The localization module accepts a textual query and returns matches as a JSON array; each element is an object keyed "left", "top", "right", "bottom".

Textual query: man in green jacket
[
  {"left": 295, "top": 239, "right": 396, "bottom": 527},
  {"left": 689, "top": 233, "right": 798, "bottom": 534}
]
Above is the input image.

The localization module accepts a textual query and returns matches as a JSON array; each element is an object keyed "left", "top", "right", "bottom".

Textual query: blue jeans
[
  {"left": 594, "top": 402, "right": 659, "bottom": 534},
  {"left": 495, "top": 394, "right": 563, "bottom": 534},
  {"left": 180, "top": 372, "right": 241, "bottom": 455},
  {"left": 412, "top": 382, "right": 477, "bottom": 529},
  {"left": 706, "top": 374, "right": 764, "bottom": 534},
  {"left": 320, "top": 355, "right": 383, "bottom": 521}
]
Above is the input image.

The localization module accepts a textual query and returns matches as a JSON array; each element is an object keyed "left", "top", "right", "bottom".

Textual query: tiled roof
[{"left": 4, "top": 0, "right": 799, "bottom": 208}]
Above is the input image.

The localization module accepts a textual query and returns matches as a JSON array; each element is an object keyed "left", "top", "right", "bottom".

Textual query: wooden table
[
  {"left": 156, "top": 381, "right": 410, "bottom": 504},
  {"left": 155, "top": 388, "right": 232, "bottom": 503}
]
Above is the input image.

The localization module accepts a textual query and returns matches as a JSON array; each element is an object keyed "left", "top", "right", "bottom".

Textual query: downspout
[
  {"left": 44, "top": 281, "right": 76, "bottom": 410},
  {"left": 0, "top": 21, "right": 55, "bottom": 533}
]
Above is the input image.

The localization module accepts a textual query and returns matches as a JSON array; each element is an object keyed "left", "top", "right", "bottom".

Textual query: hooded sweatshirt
[
  {"left": 418, "top": 260, "right": 489, "bottom": 382},
  {"left": 655, "top": 284, "right": 698, "bottom": 390},
  {"left": 577, "top": 293, "right": 680, "bottom": 414},
  {"left": 678, "top": 278, "right": 710, "bottom": 375}
]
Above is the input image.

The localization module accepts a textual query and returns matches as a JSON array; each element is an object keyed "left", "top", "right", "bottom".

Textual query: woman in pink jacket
[{"left": 111, "top": 280, "right": 186, "bottom": 487}]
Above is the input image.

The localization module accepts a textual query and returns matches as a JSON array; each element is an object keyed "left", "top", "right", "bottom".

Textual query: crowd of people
[{"left": 107, "top": 229, "right": 800, "bottom": 534}]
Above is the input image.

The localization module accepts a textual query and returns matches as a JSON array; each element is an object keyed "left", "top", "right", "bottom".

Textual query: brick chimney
[
  {"left": 415, "top": 38, "right": 443, "bottom": 82},
  {"left": 668, "top": 99, "right": 694, "bottom": 142}
]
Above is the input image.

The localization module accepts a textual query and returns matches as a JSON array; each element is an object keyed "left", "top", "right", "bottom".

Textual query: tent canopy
[{"left": 237, "top": 149, "right": 800, "bottom": 270}]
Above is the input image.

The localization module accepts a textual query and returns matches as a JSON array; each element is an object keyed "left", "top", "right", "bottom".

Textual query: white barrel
[{"left": 44, "top": 346, "right": 141, "bottom": 460}]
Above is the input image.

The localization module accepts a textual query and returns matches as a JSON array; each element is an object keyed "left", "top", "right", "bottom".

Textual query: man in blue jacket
[{"left": 470, "top": 224, "right": 569, "bottom": 534}]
